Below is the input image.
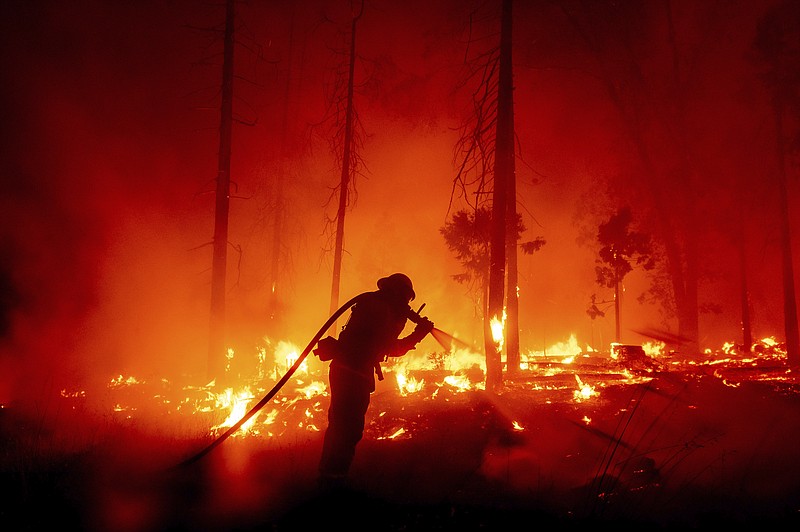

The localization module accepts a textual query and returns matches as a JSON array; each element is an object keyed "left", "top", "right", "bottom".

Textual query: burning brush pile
[{"left": 3, "top": 336, "right": 800, "bottom": 531}]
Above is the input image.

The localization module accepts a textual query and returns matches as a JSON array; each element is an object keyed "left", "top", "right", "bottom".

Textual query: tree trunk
[
  {"left": 266, "top": 172, "right": 285, "bottom": 330},
  {"left": 774, "top": 104, "right": 800, "bottom": 369},
  {"left": 664, "top": 0, "right": 700, "bottom": 358},
  {"left": 329, "top": 12, "right": 360, "bottom": 327},
  {"left": 266, "top": 8, "right": 298, "bottom": 336},
  {"left": 680, "top": 234, "right": 701, "bottom": 356},
  {"left": 614, "top": 272, "right": 620, "bottom": 343},
  {"left": 501, "top": 0, "right": 520, "bottom": 378},
  {"left": 486, "top": 0, "right": 513, "bottom": 391},
  {"left": 738, "top": 229, "right": 752, "bottom": 352},
  {"left": 208, "top": 0, "right": 234, "bottom": 383},
  {"left": 482, "top": 275, "right": 495, "bottom": 380}
]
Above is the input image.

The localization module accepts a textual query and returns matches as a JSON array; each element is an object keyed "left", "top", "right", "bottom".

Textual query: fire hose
[
  {"left": 175, "top": 294, "right": 466, "bottom": 469},
  {"left": 175, "top": 292, "right": 367, "bottom": 468}
]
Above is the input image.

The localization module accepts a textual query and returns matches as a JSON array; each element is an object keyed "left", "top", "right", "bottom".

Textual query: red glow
[{"left": 1, "top": 1, "right": 799, "bottom": 529}]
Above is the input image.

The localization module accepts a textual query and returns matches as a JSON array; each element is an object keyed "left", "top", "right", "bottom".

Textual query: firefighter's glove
[{"left": 409, "top": 317, "right": 434, "bottom": 344}]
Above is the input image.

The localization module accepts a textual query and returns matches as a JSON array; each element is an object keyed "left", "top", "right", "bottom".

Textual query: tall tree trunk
[
  {"left": 775, "top": 104, "right": 800, "bottom": 369},
  {"left": 681, "top": 234, "right": 701, "bottom": 355},
  {"left": 208, "top": 0, "right": 234, "bottom": 383},
  {"left": 738, "top": 228, "right": 753, "bottom": 352},
  {"left": 482, "top": 275, "right": 495, "bottom": 378},
  {"left": 267, "top": 174, "right": 285, "bottom": 328},
  {"left": 614, "top": 265, "right": 621, "bottom": 343},
  {"left": 501, "top": 0, "right": 520, "bottom": 377},
  {"left": 486, "top": 0, "right": 512, "bottom": 390},
  {"left": 329, "top": 11, "right": 360, "bottom": 326},
  {"left": 266, "top": 8, "right": 297, "bottom": 336},
  {"left": 663, "top": 1, "right": 701, "bottom": 356}
]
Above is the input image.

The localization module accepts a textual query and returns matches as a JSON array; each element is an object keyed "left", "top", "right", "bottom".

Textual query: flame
[
  {"left": 642, "top": 341, "right": 664, "bottom": 357},
  {"left": 721, "top": 341, "right": 736, "bottom": 355},
  {"left": 761, "top": 336, "right": 778, "bottom": 347},
  {"left": 256, "top": 345, "right": 268, "bottom": 379},
  {"left": 64, "top": 333, "right": 791, "bottom": 446},
  {"left": 378, "top": 427, "right": 407, "bottom": 440},
  {"left": 490, "top": 311, "right": 506, "bottom": 351},
  {"left": 523, "top": 334, "right": 583, "bottom": 361},
  {"left": 396, "top": 369, "right": 425, "bottom": 396},
  {"left": 444, "top": 346, "right": 485, "bottom": 373},
  {"left": 387, "top": 427, "right": 406, "bottom": 439},
  {"left": 225, "top": 347, "right": 235, "bottom": 373},
  {"left": 572, "top": 375, "right": 598, "bottom": 402},
  {"left": 276, "top": 341, "right": 305, "bottom": 373},
  {"left": 442, "top": 373, "right": 471, "bottom": 391},
  {"left": 295, "top": 380, "right": 327, "bottom": 399},
  {"left": 109, "top": 375, "right": 141, "bottom": 387},
  {"left": 211, "top": 387, "right": 259, "bottom": 436}
]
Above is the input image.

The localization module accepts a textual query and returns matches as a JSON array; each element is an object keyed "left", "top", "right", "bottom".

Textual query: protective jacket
[{"left": 332, "top": 290, "right": 424, "bottom": 387}]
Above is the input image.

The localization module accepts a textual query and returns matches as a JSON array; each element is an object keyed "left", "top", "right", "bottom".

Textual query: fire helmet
[{"left": 377, "top": 273, "right": 416, "bottom": 301}]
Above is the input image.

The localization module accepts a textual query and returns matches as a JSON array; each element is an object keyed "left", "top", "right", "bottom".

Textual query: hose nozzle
[{"left": 406, "top": 303, "right": 426, "bottom": 324}]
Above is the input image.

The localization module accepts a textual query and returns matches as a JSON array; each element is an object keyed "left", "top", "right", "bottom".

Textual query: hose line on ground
[{"left": 174, "top": 292, "right": 368, "bottom": 469}]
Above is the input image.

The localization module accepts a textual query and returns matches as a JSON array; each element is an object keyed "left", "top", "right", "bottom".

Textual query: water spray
[{"left": 407, "top": 303, "right": 471, "bottom": 351}]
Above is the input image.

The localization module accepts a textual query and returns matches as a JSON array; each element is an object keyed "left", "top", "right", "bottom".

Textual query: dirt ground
[{"left": 3, "top": 362, "right": 800, "bottom": 531}]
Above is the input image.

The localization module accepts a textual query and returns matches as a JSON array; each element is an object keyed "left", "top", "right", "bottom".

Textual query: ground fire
[{"left": 53, "top": 334, "right": 794, "bottom": 443}]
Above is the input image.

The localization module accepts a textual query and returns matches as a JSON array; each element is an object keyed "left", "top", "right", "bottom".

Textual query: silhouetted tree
[
  {"left": 441, "top": 208, "right": 493, "bottom": 294},
  {"left": 208, "top": 0, "right": 235, "bottom": 383},
  {"left": 195, "top": 0, "right": 267, "bottom": 382},
  {"left": 595, "top": 206, "right": 655, "bottom": 343},
  {"left": 752, "top": 0, "right": 800, "bottom": 370},
  {"left": 263, "top": 6, "right": 304, "bottom": 338},
  {"left": 494, "top": 0, "right": 519, "bottom": 379},
  {"left": 316, "top": 1, "right": 367, "bottom": 330},
  {"left": 449, "top": 0, "right": 526, "bottom": 390},
  {"left": 329, "top": 5, "right": 360, "bottom": 319},
  {"left": 737, "top": 225, "right": 753, "bottom": 352}
]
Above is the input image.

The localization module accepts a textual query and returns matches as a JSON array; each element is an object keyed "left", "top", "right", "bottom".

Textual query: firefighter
[{"left": 316, "top": 273, "right": 434, "bottom": 490}]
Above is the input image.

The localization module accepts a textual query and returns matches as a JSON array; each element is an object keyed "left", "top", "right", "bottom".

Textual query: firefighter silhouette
[{"left": 316, "top": 273, "right": 434, "bottom": 490}]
